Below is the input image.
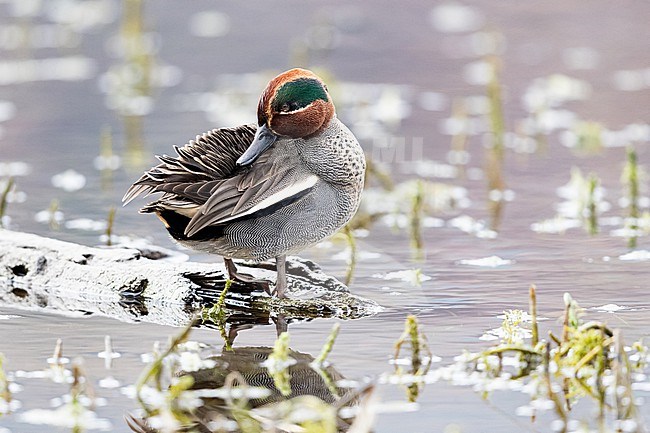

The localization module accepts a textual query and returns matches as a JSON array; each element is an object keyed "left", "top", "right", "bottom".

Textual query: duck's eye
[{"left": 280, "top": 103, "right": 290, "bottom": 112}]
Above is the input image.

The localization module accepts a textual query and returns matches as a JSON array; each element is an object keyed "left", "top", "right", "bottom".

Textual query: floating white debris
[
  {"left": 0, "top": 100, "right": 16, "bottom": 122},
  {"left": 407, "top": 159, "right": 458, "bottom": 179},
  {"left": 418, "top": 91, "right": 447, "bottom": 111},
  {"left": 530, "top": 217, "right": 581, "bottom": 234},
  {"left": 0, "top": 314, "right": 20, "bottom": 320},
  {"left": 462, "top": 95, "right": 490, "bottom": 115},
  {"left": 18, "top": 406, "right": 112, "bottom": 430},
  {"left": 330, "top": 248, "right": 381, "bottom": 262},
  {"left": 439, "top": 115, "right": 482, "bottom": 136},
  {"left": 446, "top": 149, "right": 470, "bottom": 165},
  {"left": 613, "top": 69, "right": 646, "bottom": 92},
  {"left": 380, "top": 214, "right": 445, "bottom": 230},
  {"left": 488, "top": 189, "right": 515, "bottom": 202},
  {"left": 93, "top": 155, "right": 121, "bottom": 171},
  {"left": 457, "top": 256, "right": 514, "bottom": 267},
  {"left": 371, "top": 401, "right": 420, "bottom": 414},
  {"left": 0, "top": 398, "right": 22, "bottom": 414},
  {"left": 467, "top": 31, "right": 504, "bottom": 56},
  {"left": 599, "top": 216, "right": 624, "bottom": 226},
  {"left": 373, "top": 269, "right": 431, "bottom": 286},
  {"left": 610, "top": 227, "right": 646, "bottom": 238},
  {"left": 562, "top": 47, "right": 600, "bottom": 70},
  {"left": 632, "top": 382, "right": 650, "bottom": 392},
  {"left": 619, "top": 250, "right": 650, "bottom": 261},
  {"left": 151, "top": 64, "right": 183, "bottom": 88},
  {"left": 1, "top": 186, "right": 26, "bottom": 204},
  {"left": 515, "top": 405, "right": 535, "bottom": 417},
  {"left": 65, "top": 218, "right": 106, "bottom": 231},
  {"left": 522, "top": 74, "right": 591, "bottom": 113},
  {"left": 550, "top": 419, "right": 566, "bottom": 432},
  {"left": 480, "top": 327, "right": 532, "bottom": 342},
  {"left": 34, "top": 209, "right": 64, "bottom": 225},
  {"left": 51, "top": 169, "right": 86, "bottom": 192},
  {"left": 0, "top": 56, "right": 96, "bottom": 85},
  {"left": 98, "top": 376, "right": 121, "bottom": 389},
  {"left": 178, "top": 351, "right": 216, "bottom": 372},
  {"left": 601, "top": 123, "right": 650, "bottom": 147},
  {"left": 591, "top": 304, "right": 628, "bottom": 313},
  {"left": 448, "top": 215, "right": 497, "bottom": 239},
  {"left": 463, "top": 60, "right": 494, "bottom": 86},
  {"left": 14, "top": 369, "right": 52, "bottom": 379},
  {"left": 194, "top": 386, "right": 272, "bottom": 400},
  {"left": 97, "top": 350, "right": 121, "bottom": 360},
  {"left": 99, "top": 234, "right": 133, "bottom": 245},
  {"left": 429, "top": 2, "right": 484, "bottom": 33},
  {"left": 531, "top": 398, "right": 556, "bottom": 411},
  {"left": 176, "top": 341, "right": 205, "bottom": 352},
  {"left": 0, "top": 23, "right": 79, "bottom": 51},
  {"left": 46, "top": 0, "right": 117, "bottom": 32},
  {"left": 0, "top": 161, "right": 31, "bottom": 176},
  {"left": 140, "top": 353, "right": 155, "bottom": 364},
  {"left": 536, "top": 109, "right": 577, "bottom": 133},
  {"left": 190, "top": 11, "right": 231, "bottom": 38}
]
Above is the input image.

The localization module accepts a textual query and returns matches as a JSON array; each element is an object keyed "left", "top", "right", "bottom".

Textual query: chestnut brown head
[{"left": 237, "top": 69, "right": 336, "bottom": 166}]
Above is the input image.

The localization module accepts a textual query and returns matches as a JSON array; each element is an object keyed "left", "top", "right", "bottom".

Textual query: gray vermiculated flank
[{"left": 124, "top": 117, "right": 365, "bottom": 262}]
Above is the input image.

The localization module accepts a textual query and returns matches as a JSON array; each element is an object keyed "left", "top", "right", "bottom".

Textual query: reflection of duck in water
[{"left": 128, "top": 346, "right": 364, "bottom": 433}]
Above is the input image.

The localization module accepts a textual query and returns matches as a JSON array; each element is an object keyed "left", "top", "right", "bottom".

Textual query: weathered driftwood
[{"left": 0, "top": 229, "right": 382, "bottom": 328}]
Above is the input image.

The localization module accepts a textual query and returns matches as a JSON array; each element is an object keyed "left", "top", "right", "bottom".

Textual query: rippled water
[{"left": 1, "top": 1, "right": 650, "bottom": 432}]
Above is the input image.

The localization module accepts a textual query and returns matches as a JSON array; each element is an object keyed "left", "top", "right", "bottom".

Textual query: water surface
[{"left": 1, "top": 1, "right": 650, "bottom": 431}]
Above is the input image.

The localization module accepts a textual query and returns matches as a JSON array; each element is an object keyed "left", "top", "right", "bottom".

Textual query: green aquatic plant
[
  {"left": 586, "top": 173, "right": 599, "bottom": 235},
  {"left": 393, "top": 315, "right": 433, "bottom": 402},
  {"left": 265, "top": 332, "right": 293, "bottom": 397},
  {"left": 311, "top": 323, "right": 343, "bottom": 400},
  {"left": 622, "top": 146, "right": 641, "bottom": 248},
  {"left": 105, "top": 206, "right": 116, "bottom": 246},
  {"left": 572, "top": 121, "right": 603, "bottom": 154},
  {"left": 364, "top": 154, "right": 395, "bottom": 192},
  {"left": 342, "top": 224, "right": 357, "bottom": 286},
  {"left": 135, "top": 318, "right": 195, "bottom": 411},
  {"left": 442, "top": 290, "right": 648, "bottom": 432},
  {"left": 529, "top": 285, "right": 539, "bottom": 346},
  {"left": 113, "top": 0, "right": 154, "bottom": 167},
  {"left": 314, "top": 323, "right": 340, "bottom": 367},
  {"left": 499, "top": 309, "right": 531, "bottom": 345},
  {"left": 449, "top": 98, "right": 469, "bottom": 179},
  {"left": 0, "top": 353, "right": 11, "bottom": 411},
  {"left": 485, "top": 56, "right": 506, "bottom": 196},
  {"left": 201, "top": 278, "right": 232, "bottom": 350},
  {"left": 68, "top": 359, "right": 98, "bottom": 433},
  {"left": 47, "top": 199, "right": 61, "bottom": 230},
  {"left": 409, "top": 180, "right": 425, "bottom": 261},
  {"left": 0, "top": 177, "right": 14, "bottom": 228},
  {"left": 484, "top": 57, "right": 507, "bottom": 233}
]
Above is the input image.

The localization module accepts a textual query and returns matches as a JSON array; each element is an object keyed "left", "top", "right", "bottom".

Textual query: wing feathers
[{"left": 123, "top": 123, "right": 318, "bottom": 239}]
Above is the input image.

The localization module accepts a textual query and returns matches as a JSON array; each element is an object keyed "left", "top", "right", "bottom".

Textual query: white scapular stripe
[{"left": 219, "top": 174, "right": 319, "bottom": 223}]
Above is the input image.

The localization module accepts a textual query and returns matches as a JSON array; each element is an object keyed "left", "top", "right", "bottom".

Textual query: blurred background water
[{"left": 1, "top": 0, "right": 650, "bottom": 431}]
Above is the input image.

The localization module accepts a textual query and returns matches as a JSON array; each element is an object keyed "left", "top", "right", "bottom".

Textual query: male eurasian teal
[{"left": 123, "top": 68, "right": 365, "bottom": 298}]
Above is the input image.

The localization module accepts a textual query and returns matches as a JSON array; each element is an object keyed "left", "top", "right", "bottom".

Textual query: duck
[{"left": 123, "top": 68, "right": 366, "bottom": 298}]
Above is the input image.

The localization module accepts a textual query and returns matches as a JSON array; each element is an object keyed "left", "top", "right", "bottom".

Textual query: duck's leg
[
  {"left": 223, "top": 257, "right": 271, "bottom": 295},
  {"left": 275, "top": 254, "right": 287, "bottom": 298}
]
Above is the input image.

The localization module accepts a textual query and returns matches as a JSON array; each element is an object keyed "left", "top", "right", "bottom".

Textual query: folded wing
[{"left": 123, "top": 124, "right": 319, "bottom": 238}]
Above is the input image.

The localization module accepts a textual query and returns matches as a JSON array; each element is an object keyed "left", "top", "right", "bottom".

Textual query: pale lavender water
[{"left": 1, "top": 1, "right": 650, "bottom": 431}]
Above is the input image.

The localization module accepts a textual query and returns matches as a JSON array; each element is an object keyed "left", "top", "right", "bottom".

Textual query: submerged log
[{"left": 0, "top": 229, "right": 382, "bottom": 328}]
